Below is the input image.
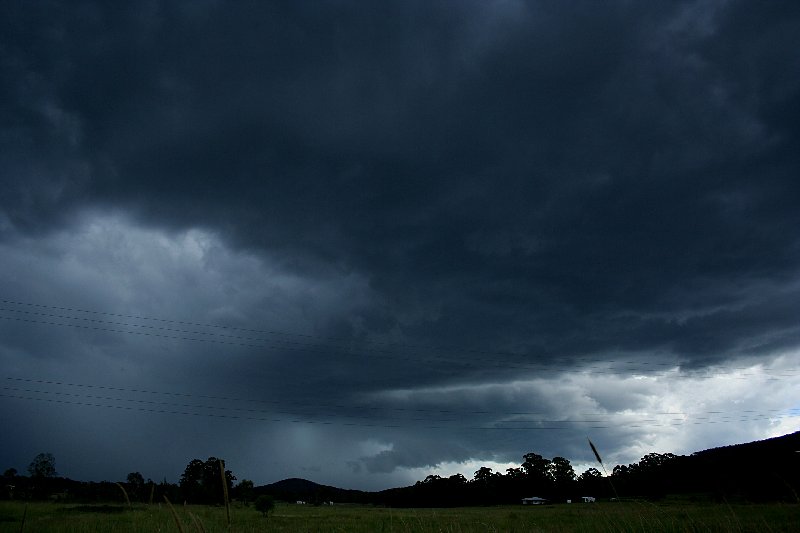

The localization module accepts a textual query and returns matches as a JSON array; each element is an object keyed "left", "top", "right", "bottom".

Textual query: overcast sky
[{"left": 1, "top": 0, "right": 800, "bottom": 491}]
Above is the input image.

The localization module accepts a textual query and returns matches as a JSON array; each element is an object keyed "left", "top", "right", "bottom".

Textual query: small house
[
  {"left": 521, "top": 496, "right": 548, "bottom": 505},
  {"left": 581, "top": 496, "right": 596, "bottom": 503}
]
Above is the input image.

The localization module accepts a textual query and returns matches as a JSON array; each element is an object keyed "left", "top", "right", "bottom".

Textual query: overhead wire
[
  {"left": 6, "top": 376, "right": 797, "bottom": 419},
  {"left": 1, "top": 297, "right": 799, "bottom": 431},
  {"left": 0, "top": 298, "right": 742, "bottom": 373},
  {"left": 3, "top": 377, "right": 798, "bottom": 430},
  {"left": 3, "top": 390, "right": 797, "bottom": 431},
  {"left": 0, "top": 303, "right": 795, "bottom": 378},
  {"left": 0, "top": 297, "right": 584, "bottom": 361}
]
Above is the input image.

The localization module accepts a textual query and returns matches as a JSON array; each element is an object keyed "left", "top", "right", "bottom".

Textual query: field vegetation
[{"left": 1, "top": 500, "right": 799, "bottom": 532}]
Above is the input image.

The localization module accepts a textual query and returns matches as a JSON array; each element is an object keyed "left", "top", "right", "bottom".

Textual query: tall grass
[
  {"left": 114, "top": 482, "right": 132, "bottom": 510},
  {"left": 162, "top": 495, "right": 186, "bottom": 533},
  {"left": 1, "top": 501, "right": 798, "bottom": 533},
  {"left": 588, "top": 437, "right": 620, "bottom": 500},
  {"left": 17, "top": 504, "right": 26, "bottom": 533}
]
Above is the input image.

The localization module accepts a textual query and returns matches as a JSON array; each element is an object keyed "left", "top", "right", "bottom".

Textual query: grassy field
[{"left": 0, "top": 500, "right": 798, "bottom": 532}]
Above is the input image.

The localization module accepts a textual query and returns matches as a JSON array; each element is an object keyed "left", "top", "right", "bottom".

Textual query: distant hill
[
  {"left": 590, "top": 431, "right": 800, "bottom": 502},
  {"left": 261, "top": 477, "right": 323, "bottom": 494},
  {"left": 691, "top": 430, "right": 800, "bottom": 461},
  {"left": 254, "top": 477, "right": 370, "bottom": 504},
  {"left": 676, "top": 430, "right": 800, "bottom": 501}
]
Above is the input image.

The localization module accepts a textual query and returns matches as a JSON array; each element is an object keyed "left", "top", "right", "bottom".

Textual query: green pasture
[{"left": 0, "top": 500, "right": 798, "bottom": 532}]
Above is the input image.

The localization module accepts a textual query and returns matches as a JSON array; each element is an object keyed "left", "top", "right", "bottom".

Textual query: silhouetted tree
[
  {"left": 448, "top": 473, "right": 467, "bottom": 485},
  {"left": 254, "top": 494, "right": 275, "bottom": 516},
  {"left": 548, "top": 456, "right": 576, "bottom": 500},
  {"left": 472, "top": 467, "right": 504, "bottom": 504},
  {"left": 578, "top": 467, "right": 604, "bottom": 496},
  {"left": 473, "top": 466, "right": 495, "bottom": 484},
  {"left": 638, "top": 452, "right": 678, "bottom": 471},
  {"left": 633, "top": 452, "right": 679, "bottom": 499},
  {"left": 505, "top": 467, "right": 525, "bottom": 480},
  {"left": 521, "top": 452, "right": 552, "bottom": 495},
  {"left": 126, "top": 472, "right": 144, "bottom": 485},
  {"left": 179, "top": 457, "right": 235, "bottom": 504},
  {"left": 126, "top": 472, "right": 145, "bottom": 501},
  {"left": 26, "top": 453, "right": 58, "bottom": 499},
  {"left": 579, "top": 467, "right": 602, "bottom": 481},
  {"left": 612, "top": 464, "right": 628, "bottom": 476},
  {"left": 549, "top": 457, "right": 575, "bottom": 483},
  {"left": 180, "top": 459, "right": 205, "bottom": 501},
  {"left": 233, "top": 479, "right": 255, "bottom": 503},
  {"left": 28, "top": 453, "right": 56, "bottom": 478}
]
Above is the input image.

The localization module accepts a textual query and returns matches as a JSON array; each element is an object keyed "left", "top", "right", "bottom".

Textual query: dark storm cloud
[{"left": 2, "top": 0, "right": 800, "bottom": 486}]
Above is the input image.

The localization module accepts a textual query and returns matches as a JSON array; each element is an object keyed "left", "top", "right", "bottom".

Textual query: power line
[
  {"left": 0, "top": 305, "right": 304, "bottom": 347},
  {"left": 0, "top": 386, "right": 457, "bottom": 424},
  {"left": 4, "top": 377, "right": 547, "bottom": 416},
  {"left": 0, "top": 312, "right": 657, "bottom": 374},
  {"left": 0, "top": 297, "right": 707, "bottom": 372},
  {"left": 0, "top": 298, "right": 349, "bottom": 342},
  {"left": 1, "top": 309, "right": 795, "bottom": 379},
  {"left": 0, "top": 297, "right": 561, "bottom": 361},
  {"left": 5, "top": 377, "right": 798, "bottom": 427},
  {"left": 0, "top": 392, "right": 597, "bottom": 430},
  {"left": 4, "top": 391, "right": 797, "bottom": 431},
  {"left": 4, "top": 298, "right": 798, "bottom": 379}
]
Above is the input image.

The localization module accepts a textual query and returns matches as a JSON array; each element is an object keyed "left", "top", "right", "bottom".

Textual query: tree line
[
  {"left": 378, "top": 431, "right": 800, "bottom": 506},
  {"left": 3, "top": 431, "right": 798, "bottom": 505},
  {"left": 1, "top": 454, "right": 252, "bottom": 505},
  {"left": 377, "top": 452, "right": 601, "bottom": 506}
]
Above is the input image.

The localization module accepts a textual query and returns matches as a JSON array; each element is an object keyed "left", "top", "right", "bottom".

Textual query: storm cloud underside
[{"left": 1, "top": 1, "right": 799, "bottom": 489}]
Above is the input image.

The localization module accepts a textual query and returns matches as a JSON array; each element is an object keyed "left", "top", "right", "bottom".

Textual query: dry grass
[
  {"left": 114, "top": 482, "right": 132, "bottom": 510},
  {"left": 162, "top": 495, "right": 186, "bottom": 533},
  {"left": 1, "top": 500, "right": 799, "bottom": 533}
]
